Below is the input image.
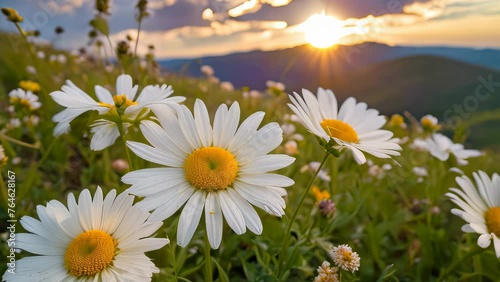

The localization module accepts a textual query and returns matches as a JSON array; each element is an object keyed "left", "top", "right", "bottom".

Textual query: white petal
[
  {"left": 194, "top": 99, "right": 213, "bottom": 147},
  {"left": 228, "top": 111, "right": 265, "bottom": 153},
  {"left": 219, "top": 190, "right": 246, "bottom": 235},
  {"left": 127, "top": 141, "right": 182, "bottom": 167},
  {"left": 90, "top": 120, "right": 120, "bottom": 151},
  {"left": 177, "top": 105, "right": 202, "bottom": 149},
  {"left": 177, "top": 190, "right": 206, "bottom": 247},
  {"left": 116, "top": 74, "right": 138, "bottom": 100},
  {"left": 226, "top": 188, "right": 262, "bottom": 234},
  {"left": 212, "top": 103, "right": 228, "bottom": 147},
  {"left": 240, "top": 154, "right": 295, "bottom": 174},
  {"left": 205, "top": 192, "right": 223, "bottom": 249},
  {"left": 477, "top": 233, "right": 492, "bottom": 248},
  {"left": 236, "top": 122, "right": 284, "bottom": 163},
  {"left": 238, "top": 173, "right": 294, "bottom": 187},
  {"left": 95, "top": 85, "right": 114, "bottom": 104},
  {"left": 317, "top": 88, "right": 338, "bottom": 120}
]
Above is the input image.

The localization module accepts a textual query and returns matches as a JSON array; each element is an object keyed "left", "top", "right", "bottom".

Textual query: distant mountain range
[{"left": 160, "top": 42, "right": 500, "bottom": 117}]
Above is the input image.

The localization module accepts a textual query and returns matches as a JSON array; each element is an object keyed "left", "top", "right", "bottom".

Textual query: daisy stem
[
  {"left": 134, "top": 19, "right": 142, "bottom": 57},
  {"left": 116, "top": 118, "right": 134, "bottom": 171},
  {"left": 204, "top": 229, "right": 213, "bottom": 282},
  {"left": 276, "top": 152, "right": 330, "bottom": 279}
]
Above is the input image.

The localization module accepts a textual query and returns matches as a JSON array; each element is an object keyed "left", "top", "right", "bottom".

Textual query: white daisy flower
[
  {"left": 9, "top": 88, "right": 41, "bottom": 111},
  {"left": 288, "top": 88, "right": 401, "bottom": 164},
  {"left": 446, "top": 171, "right": 500, "bottom": 257},
  {"left": 2, "top": 187, "right": 169, "bottom": 281},
  {"left": 50, "top": 74, "right": 186, "bottom": 150},
  {"left": 424, "top": 133, "right": 482, "bottom": 165},
  {"left": 421, "top": 114, "right": 440, "bottom": 131},
  {"left": 122, "top": 99, "right": 295, "bottom": 249}
]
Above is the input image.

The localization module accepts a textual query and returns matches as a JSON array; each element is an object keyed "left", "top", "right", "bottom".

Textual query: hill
[{"left": 160, "top": 43, "right": 500, "bottom": 90}]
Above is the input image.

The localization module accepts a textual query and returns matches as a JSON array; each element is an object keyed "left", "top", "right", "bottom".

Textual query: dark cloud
[{"left": 142, "top": 1, "right": 209, "bottom": 31}]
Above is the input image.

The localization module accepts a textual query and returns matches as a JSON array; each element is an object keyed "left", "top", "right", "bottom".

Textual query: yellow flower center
[
  {"left": 98, "top": 94, "right": 137, "bottom": 110},
  {"left": 485, "top": 207, "right": 500, "bottom": 236},
  {"left": 389, "top": 114, "right": 404, "bottom": 127},
  {"left": 184, "top": 147, "right": 238, "bottom": 191},
  {"left": 320, "top": 119, "right": 358, "bottom": 143},
  {"left": 64, "top": 230, "right": 117, "bottom": 277}
]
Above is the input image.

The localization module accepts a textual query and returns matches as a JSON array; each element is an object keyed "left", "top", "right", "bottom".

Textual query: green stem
[
  {"left": 167, "top": 243, "right": 179, "bottom": 282},
  {"left": 35, "top": 136, "right": 59, "bottom": 170},
  {"left": 116, "top": 117, "right": 133, "bottom": 171},
  {"left": 134, "top": 19, "right": 142, "bottom": 57},
  {"left": 276, "top": 152, "right": 331, "bottom": 279},
  {"left": 0, "top": 132, "right": 40, "bottom": 149},
  {"left": 204, "top": 230, "right": 213, "bottom": 282}
]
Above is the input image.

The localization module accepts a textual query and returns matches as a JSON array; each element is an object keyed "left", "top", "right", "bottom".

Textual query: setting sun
[{"left": 302, "top": 11, "right": 344, "bottom": 49}]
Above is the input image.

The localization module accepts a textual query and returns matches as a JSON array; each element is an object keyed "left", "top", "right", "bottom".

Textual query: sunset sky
[{"left": 1, "top": 0, "right": 499, "bottom": 59}]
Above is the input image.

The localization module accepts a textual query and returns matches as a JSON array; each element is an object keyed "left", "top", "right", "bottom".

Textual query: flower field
[{"left": 1, "top": 5, "right": 500, "bottom": 282}]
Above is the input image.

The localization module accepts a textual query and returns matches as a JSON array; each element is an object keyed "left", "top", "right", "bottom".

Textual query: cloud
[
  {"left": 111, "top": 19, "right": 294, "bottom": 58},
  {"left": 148, "top": 0, "right": 177, "bottom": 10}
]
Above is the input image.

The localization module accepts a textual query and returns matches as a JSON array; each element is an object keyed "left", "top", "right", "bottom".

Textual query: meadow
[{"left": 1, "top": 5, "right": 500, "bottom": 282}]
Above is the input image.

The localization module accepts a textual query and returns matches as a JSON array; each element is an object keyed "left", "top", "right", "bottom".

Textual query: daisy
[
  {"left": 331, "top": 244, "right": 360, "bottom": 273},
  {"left": 288, "top": 88, "right": 401, "bottom": 164},
  {"left": 424, "top": 133, "right": 482, "bottom": 165},
  {"left": 2, "top": 187, "right": 169, "bottom": 281},
  {"left": 50, "top": 74, "right": 185, "bottom": 150},
  {"left": 122, "top": 99, "right": 295, "bottom": 249},
  {"left": 446, "top": 171, "right": 500, "bottom": 257},
  {"left": 9, "top": 88, "right": 41, "bottom": 111},
  {"left": 421, "top": 114, "right": 440, "bottom": 131}
]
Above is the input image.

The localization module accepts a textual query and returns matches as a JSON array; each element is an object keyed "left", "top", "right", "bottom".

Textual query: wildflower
[
  {"left": 332, "top": 244, "right": 360, "bottom": 273},
  {"left": 388, "top": 114, "right": 406, "bottom": 128},
  {"left": 318, "top": 199, "right": 336, "bottom": 217},
  {"left": 9, "top": 88, "right": 41, "bottom": 111},
  {"left": 413, "top": 167, "right": 428, "bottom": 177},
  {"left": 2, "top": 187, "right": 169, "bottom": 281},
  {"left": 23, "top": 115, "right": 40, "bottom": 126},
  {"left": 314, "top": 261, "right": 339, "bottom": 282},
  {"left": 312, "top": 185, "right": 330, "bottom": 202},
  {"left": 266, "top": 80, "right": 286, "bottom": 96},
  {"left": 50, "top": 74, "right": 185, "bottom": 150},
  {"left": 0, "top": 145, "right": 8, "bottom": 166},
  {"left": 122, "top": 99, "right": 295, "bottom": 249},
  {"left": 19, "top": 80, "right": 41, "bottom": 92},
  {"left": 284, "top": 140, "right": 298, "bottom": 155},
  {"left": 421, "top": 114, "right": 440, "bottom": 131},
  {"left": 446, "top": 171, "right": 500, "bottom": 257},
  {"left": 288, "top": 88, "right": 401, "bottom": 164},
  {"left": 1, "top": 7, "right": 23, "bottom": 22},
  {"left": 111, "top": 158, "right": 129, "bottom": 173},
  {"left": 220, "top": 81, "right": 234, "bottom": 91},
  {"left": 424, "top": 133, "right": 482, "bottom": 165},
  {"left": 36, "top": 51, "right": 46, "bottom": 59},
  {"left": 26, "top": 65, "right": 36, "bottom": 74},
  {"left": 200, "top": 65, "right": 215, "bottom": 76},
  {"left": 7, "top": 118, "right": 21, "bottom": 129}
]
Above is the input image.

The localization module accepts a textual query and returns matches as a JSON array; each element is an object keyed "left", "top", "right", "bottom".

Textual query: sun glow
[{"left": 302, "top": 11, "right": 344, "bottom": 49}]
